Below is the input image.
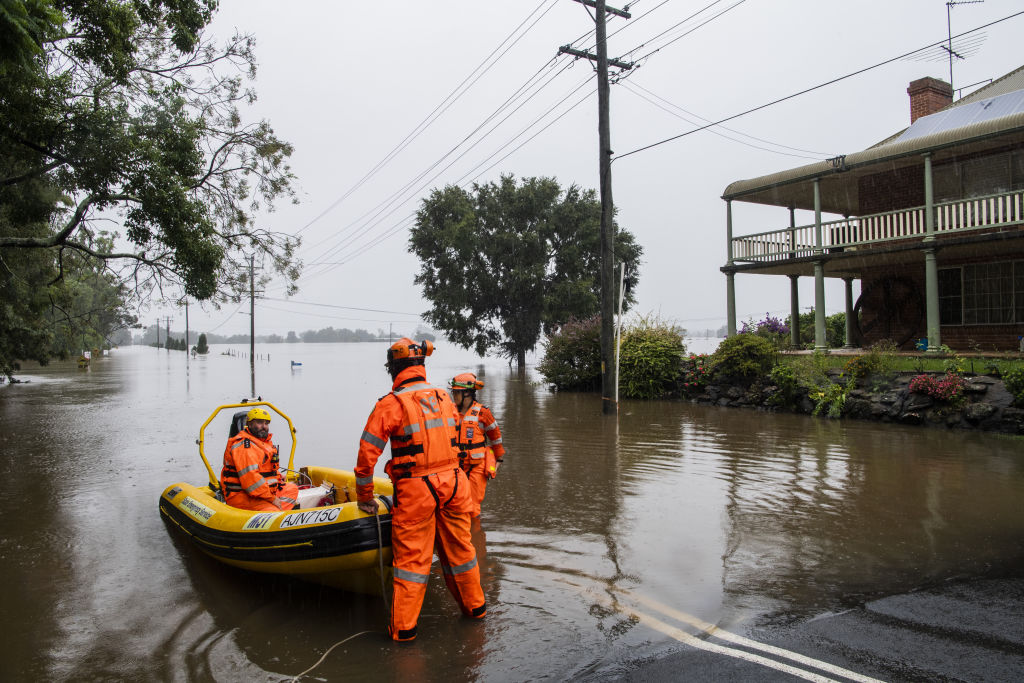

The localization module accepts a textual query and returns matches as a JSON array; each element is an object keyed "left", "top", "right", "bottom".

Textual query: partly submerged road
[{"left": 612, "top": 575, "right": 1024, "bottom": 682}]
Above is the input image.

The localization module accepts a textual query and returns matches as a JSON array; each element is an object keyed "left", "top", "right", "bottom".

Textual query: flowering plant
[
  {"left": 909, "top": 373, "right": 965, "bottom": 402},
  {"left": 680, "top": 353, "right": 710, "bottom": 394},
  {"left": 740, "top": 313, "right": 790, "bottom": 336}
]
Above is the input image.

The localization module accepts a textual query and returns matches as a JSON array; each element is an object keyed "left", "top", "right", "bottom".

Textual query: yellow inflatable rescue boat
[{"left": 159, "top": 400, "right": 393, "bottom": 595}]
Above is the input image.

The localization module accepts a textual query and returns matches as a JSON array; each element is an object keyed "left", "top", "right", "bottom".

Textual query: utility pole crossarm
[
  {"left": 571, "top": 0, "right": 631, "bottom": 18},
  {"left": 559, "top": 45, "right": 634, "bottom": 70}
]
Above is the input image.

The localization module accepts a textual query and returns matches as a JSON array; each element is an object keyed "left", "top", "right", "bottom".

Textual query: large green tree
[
  {"left": 410, "top": 175, "right": 642, "bottom": 367},
  {"left": 0, "top": 0, "right": 299, "bottom": 376}
]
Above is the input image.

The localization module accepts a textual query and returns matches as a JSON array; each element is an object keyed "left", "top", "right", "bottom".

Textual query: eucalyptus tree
[
  {"left": 0, "top": 0, "right": 300, "bottom": 377},
  {"left": 410, "top": 175, "right": 642, "bottom": 367}
]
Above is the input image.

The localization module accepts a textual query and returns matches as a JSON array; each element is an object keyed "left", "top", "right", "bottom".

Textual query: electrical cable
[
  {"left": 619, "top": 80, "right": 833, "bottom": 160},
  {"left": 295, "top": 58, "right": 575, "bottom": 268},
  {"left": 292, "top": 73, "right": 593, "bottom": 283},
  {"left": 290, "top": 0, "right": 562, "bottom": 239},
  {"left": 305, "top": 79, "right": 594, "bottom": 277},
  {"left": 614, "top": 10, "right": 1024, "bottom": 161}
]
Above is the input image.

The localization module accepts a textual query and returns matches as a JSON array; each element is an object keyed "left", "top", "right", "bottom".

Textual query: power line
[
  {"left": 261, "top": 296, "right": 420, "bottom": 316},
  {"left": 292, "top": 0, "right": 751, "bottom": 279},
  {"left": 258, "top": 302, "right": 420, "bottom": 325},
  {"left": 290, "top": 0, "right": 562, "bottom": 240},
  {"left": 290, "top": 73, "right": 593, "bottom": 286},
  {"left": 293, "top": 58, "right": 576, "bottom": 273},
  {"left": 619, "top": 80, "right": 834, "bottom": 159},
  {"left": 614, "top": 10, "right": 1024, "bottom": 161}
]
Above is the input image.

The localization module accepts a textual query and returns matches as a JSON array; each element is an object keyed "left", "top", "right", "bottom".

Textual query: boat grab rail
[{"left": 196, "top": 399, "right": 298, "bottom": 492}]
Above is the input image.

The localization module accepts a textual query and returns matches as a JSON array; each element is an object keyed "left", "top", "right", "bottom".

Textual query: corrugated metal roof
[
  {"left": 722, "top": 111, "right": 1024, "bottom": 213},
  {"left": 956, "top": 64, "right": 1024, "bottom": 104},
  {"left": 722, "top": 64, "right": 1024, "bottom": 211},
  {"left": 896, "top": 88, "right": 1024, "bottom": 142}
]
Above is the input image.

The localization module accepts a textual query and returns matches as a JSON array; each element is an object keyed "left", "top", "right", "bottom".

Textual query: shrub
[
  {"left": 797, "top": 310, "right": 847, "bottom": 349},
  {"left": 619, "top": 317, "right": 688, "bottom": 399},
  {"left": 909, "top": 373, "right": 965, "bottom": 402},
  {"left": 711, "top": 333, "right": 776, "bottom": 381},
  {"left": 939, "top": 345, "right": 966, "bottom": 375},
  {"left": 811, "top": 381, "right": 847, "bottom": 418},
  {"left": 841, "top": 341, "right": 897, "bottom": 389},
  {"left": 680, "top": 353, "right": 711, "bottom": 395},
  {"left": 1002, "top": 366, "right": 1024, "bottom": 407},
  {"left": 538, "top": 316, "right": 601, "bottom": 391},
  {"left": 740, "top": 312, "right": 790, "bottom": 348},
  {"left": 767, "top": 363, "right": 801, "bottom": 408}
]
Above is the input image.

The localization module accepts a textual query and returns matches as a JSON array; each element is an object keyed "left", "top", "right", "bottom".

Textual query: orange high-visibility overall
[
  {"left": 455, "top": 401, "right": 505, "bottom": 517},
  {"left": 355, "top": 366, "right": 486, "bottom": 641},
  {"left": 221, "top": 429, "right": 299, "bottom": 511}
]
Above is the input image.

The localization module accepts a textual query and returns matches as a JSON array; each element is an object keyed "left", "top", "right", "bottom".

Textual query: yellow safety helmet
[
  {"left": 449, "top": 372, "right": 484, "bottom": 391},
  {"left": 246, "top": 407, "right": 272, "bottom": 422}
]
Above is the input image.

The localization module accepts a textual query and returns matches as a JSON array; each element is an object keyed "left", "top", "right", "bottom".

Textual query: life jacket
[
  {"left": 387, "top": 380, "right": 460, "bottom": 479},
  {"left": 456, "top": 402, "right": 488, "bottom": 464},
  {"left": 221, "top": 430, "right": 282, "bottom": 497}
]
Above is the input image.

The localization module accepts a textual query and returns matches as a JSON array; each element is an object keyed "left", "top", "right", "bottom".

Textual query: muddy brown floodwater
[{"left": 1, "top": 343, "right": 1023, "bottom": 681}]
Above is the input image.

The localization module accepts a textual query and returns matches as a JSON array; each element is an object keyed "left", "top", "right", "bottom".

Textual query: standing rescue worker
[
  {"left": 355, "top": 338, "right": 486, "bottom": 642},
  {"left": 450, "top": 372, "right": 505, "bottom": 518},
  {"left": 221, "top": 407, "right": 299, "bottom": 511}
]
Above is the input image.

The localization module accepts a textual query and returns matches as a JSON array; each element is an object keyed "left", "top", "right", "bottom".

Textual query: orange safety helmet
[
  {"left": 386, "top": 338, "right": 434, "bottom": 370},
  {"left": 449, "top": 372, "right": 484, "bottom": 391}
]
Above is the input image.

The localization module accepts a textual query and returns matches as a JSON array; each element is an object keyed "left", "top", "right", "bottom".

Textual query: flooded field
[{"left": 1, "top": 342, "right": 1023, "bottom": 680}]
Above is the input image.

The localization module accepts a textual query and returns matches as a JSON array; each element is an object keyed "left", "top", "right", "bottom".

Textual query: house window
[
  {"left": 938, "top": 268, "right": 962, "bottom": 325},
  {"left": 940, "top": 260, "right": 1024, "bottom": 325},
  {"left": 1017, "top": 261, "right": 1024, "bottom": 322},
  {"left": 964, "top": 261, "right": 1014, "bottom": 324},
  {"left": 932, "top": 147, "right": 1024, "bottom": 203},
  {"left": 1013, "top": 148, "right": 1024, "bottom": 191}
]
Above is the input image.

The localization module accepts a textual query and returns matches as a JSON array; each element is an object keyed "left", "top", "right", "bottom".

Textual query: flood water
[{"left": 2, "top": 342, "right": 1023, "bottom": 681}]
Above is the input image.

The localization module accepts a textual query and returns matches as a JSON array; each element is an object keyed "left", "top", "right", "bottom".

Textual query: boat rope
[
  {"left": 289, "top": 630, "right": 374, "bottom": 681},
  {"left": 291, "top": 499, "right": 393, "bottom": 681}
]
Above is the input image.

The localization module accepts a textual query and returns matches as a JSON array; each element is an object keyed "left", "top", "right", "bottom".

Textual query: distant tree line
[{"left": 132, "top": 325, "right": 436, "bottom": 346}]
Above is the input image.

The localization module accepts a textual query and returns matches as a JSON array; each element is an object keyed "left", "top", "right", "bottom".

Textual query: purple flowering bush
[{"left": 740, "top": 313, "right": 791, "bottom": 348}]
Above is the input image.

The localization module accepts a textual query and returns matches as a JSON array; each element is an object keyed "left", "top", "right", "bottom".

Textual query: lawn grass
[{"left": 778, "top": 352, "right": 1024, "bottom": 375}]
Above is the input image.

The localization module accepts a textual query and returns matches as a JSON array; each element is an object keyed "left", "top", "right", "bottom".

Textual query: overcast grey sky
[{"left": 156, "top": 0, "right": 1023, "bottom": 343}]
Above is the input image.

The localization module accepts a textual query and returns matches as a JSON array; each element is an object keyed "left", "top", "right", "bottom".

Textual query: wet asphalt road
[{"left": 612, "top": 574, "right": 1024, "bottom": 682}]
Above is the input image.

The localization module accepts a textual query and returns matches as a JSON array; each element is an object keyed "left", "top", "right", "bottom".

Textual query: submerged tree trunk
[{"left": 516, "top": 349, "right": 526, "bottom": 371}]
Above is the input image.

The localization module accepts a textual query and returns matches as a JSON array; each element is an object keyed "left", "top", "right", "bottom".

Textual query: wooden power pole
[{"left": 559, "top": 0, "right": 632, "bottom": 415}]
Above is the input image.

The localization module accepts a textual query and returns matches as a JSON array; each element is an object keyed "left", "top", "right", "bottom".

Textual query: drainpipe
[
  {"left": 843, "top": 277, "right": 855, "bottom": 348},
  {"left": 726, "top": 199, "right": 736, "bottom": 336},
  {"left": 813, "top": 179, "right": 826, "bottom": 352},
  {"left": 922, "top": 152, "right": 941, "bottom": 352}
]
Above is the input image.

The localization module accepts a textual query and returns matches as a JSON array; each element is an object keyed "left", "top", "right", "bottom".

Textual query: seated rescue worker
[
  {"left": 355, "top": 338, "right": 486, "bottom": 642},
  {"left": 221, "top": 407, "right": 298, "bottom": 511},
  {"left": 450, "top": 372, "right": 505, "bottom": 518}
]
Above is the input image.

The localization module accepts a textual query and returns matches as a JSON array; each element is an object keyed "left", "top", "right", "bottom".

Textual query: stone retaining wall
[{"left": 689, "top": 372, "right": 1024, "bottom": 436}]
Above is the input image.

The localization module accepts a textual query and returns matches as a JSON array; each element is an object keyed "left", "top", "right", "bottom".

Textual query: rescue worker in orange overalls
[
  {"left": 449, "top": 373, "right": 505, "bottom": 518},
  {"left": 355, "top": 338, "right": 486, "bottom": 642},
  {"left": 221, "top": 407, "right": 299, "bottom": 511}
]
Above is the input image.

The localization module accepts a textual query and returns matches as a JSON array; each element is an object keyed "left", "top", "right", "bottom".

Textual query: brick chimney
[{"left": 907, "top": 77, "right": 953, "bottom": 124}]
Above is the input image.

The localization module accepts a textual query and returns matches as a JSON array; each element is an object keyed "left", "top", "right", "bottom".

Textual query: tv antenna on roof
[{"left": 946, "top": 0, "right": 984, "bottom": 93}]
